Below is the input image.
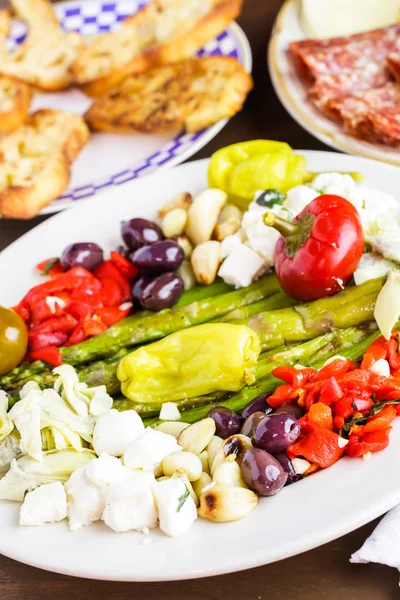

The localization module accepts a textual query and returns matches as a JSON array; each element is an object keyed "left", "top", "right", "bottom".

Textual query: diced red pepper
[
  {"left": 30, "top": 314, "right": 78, "bottom": 335},
  {"left": 363, "top": 405, "right": 397, "bottom": 433},
  {"left": 287, "top": 428, "right": 345, "bottom": 468},
  {"left": 96, "top": 305, "right": 132, "bottom": 327},
  {"left": 100, "top": 278, "right": 125, "bottom": 307},
  {"left": 94, "top": 261, "right": 131, "bottom": 300},
  {"left": 307, "top": 402, "right": 333, "bottom": 430},
  {"left": 36, "top": 257, "right": 65, "bottom": 277},
  {"left": 361, "top": 338, "right": 387, "bottom": 370},
  {"left": 26, "top": 345, "right": 62, "bottom": 367},
  {"left": 345, "top": 428, "right": 391, "bottom": 457},
  {"left": 313, "top": 359, "right": 356, "bottom": 382},
  {"left": 82, "top": 318, "right": 107, "bottom": 338},
  {"left": 333, "top": 416, "right": 345, "bottom": 431},
  {"left": 28, "top": 331, "right": 69, "bottom": 351},
  {"left": 65, "top": 325, "right": 85, "bottom": 346},
  {"left": 338, "top": 369, "right": 371, "bottom": 387},
  {"left": 267, "top": 383, "right": 299, "bottom": 408},
  {"left": 319, "top": 376, "right": 343, "bottom": 405},
  {"left": 110, "top": 251, "right": 138, "bottom": 282},
  {"left": 385, "top": 337, "right": 400, "bottom": 371},
  {"left": 272, "top": 366, "right": 316, "bottom": 388}
]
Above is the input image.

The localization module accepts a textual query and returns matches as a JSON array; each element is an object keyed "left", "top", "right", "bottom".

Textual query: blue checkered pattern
[{"left": 8, "top": 1, "right": 245, "bottom": 204}]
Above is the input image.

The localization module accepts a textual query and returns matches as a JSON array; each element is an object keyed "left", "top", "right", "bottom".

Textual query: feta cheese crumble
[
  {"left": 20, "top": 482, "right": 67, "bottom": 526},
  {"left": 92, "top": 409, "right": 144, "bottom": 457}
]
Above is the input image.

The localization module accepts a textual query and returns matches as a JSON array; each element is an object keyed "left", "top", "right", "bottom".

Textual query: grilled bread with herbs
[
  {"left": 0, "top": 109, "right": 89, "bottom": 219},
  {"left": 85, "top": 56, "right": 253, "bottom": 133},
  {"left": 71, "top": 0, "right": 243, "bottom": 96}
]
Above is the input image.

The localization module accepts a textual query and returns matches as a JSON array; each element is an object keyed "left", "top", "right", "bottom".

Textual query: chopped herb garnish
[
  {"left": 176, "top": 485, "right": 190, "bottom": 513},
  {"left": 316, "top": 189, "right": 324, "bottom": 195},
  {"left": 41, "top": 257, "right": 59, "bottom": 276},
  {"left": 339, "top": 399, "right": 400, "bottom": 437},
  {"left": 256, "top": 189, "right": 286, "bottom": 208}
]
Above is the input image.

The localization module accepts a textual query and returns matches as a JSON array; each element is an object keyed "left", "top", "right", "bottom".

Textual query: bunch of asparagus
[{"left": 1, "top": 274, "right": 385, "bottom": 422}]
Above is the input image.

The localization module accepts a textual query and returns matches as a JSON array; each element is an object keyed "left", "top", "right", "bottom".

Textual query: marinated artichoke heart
[{"left": 117, "top": 323, "right": 261, "bottom": 404}]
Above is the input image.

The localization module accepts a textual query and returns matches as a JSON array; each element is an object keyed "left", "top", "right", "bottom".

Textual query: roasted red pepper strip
[
  {"left": 36, "top": 258, "right": 65, "bottom": 277},
  {"left": 361, "top": 338, "right": 387, "bottom": 370},
  {"left": 313, "top": 359, "right": 356, "bottom": 382},
  {"left": 287, "top": 428, "right": 345, "bottom": 468},
  {"left": 28, "top": 331, "right": 69, "bottom": 351},
  {"left": 26, "top": 345, "right": 62, "bottom": 367},
  {"left": 30, "top": 314, "right": 78, "bottom": 335},
  {"left": 272, "top": 366, "right": 316, "bottom": 388},
  {"left": 94, "top": 261, "right": 130, "bottom": 301},
  {"left": 345, "top": 428, "right": 392, "bottom": 457},
  {"left": 363, "top": 405, "right": 397, "bottom": 433},
  {"left": 100, "top": 277, "right": 125, "bottom": 307},
  {"left": 265, "top": 194, "right": 364, "bottom": 301},
  {"left": 385, "top": 338, "right": 400, "bottom": 370},
  {"left": 268, "top": 383, "right": 300, "bottom": 408},
  {"left": 110, "top": 251, "right": 138, "bottom": 282},
  {"left": 96, "top": 306, "right": 132, "bottom": 327},
  {"left": 300, "top": 403, "right": 333, "bottom": 432},
  {"left": 319, "top": 376, "right": 343, "bottom": 405}
]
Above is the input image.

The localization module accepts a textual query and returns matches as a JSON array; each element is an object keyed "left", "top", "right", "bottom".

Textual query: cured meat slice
[
  {"left": 290, "top": 23, "right": 400, "bottom": 81},
  {"left": 309, "top": 69, "right": 391, "bottom": 114},
  {"left": 346, "top": 105, "right": 400, "bottom": 146},
  {"left": 324, "top": 81, "right": 400, "bottom": 120},
  {"left": 387, "top": 53, "right": 400, "bottom": 82}
]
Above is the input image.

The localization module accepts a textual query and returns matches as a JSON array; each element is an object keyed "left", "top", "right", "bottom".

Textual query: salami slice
[
  {"left": 309, "top": 70, "right": 391, "bottom": 115},
  {"left": 346, "top": 105, "right": 400, "bottom": 146},
  {"left": 387, "top": 53, "right": 400, "bottom": 82},
  {"left": 290, "top": 24, "right": 400, "bottom": 81},
  {"left": 325, "top": 81, "right": 400, "bottom": 120}
]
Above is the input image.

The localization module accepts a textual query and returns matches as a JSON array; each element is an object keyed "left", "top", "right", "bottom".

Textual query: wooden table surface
[{"left": 1, "top": 0, "right": 399, "bottom": 598}]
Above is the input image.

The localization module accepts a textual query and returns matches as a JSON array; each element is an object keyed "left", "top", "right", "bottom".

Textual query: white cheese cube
[
  {"left": 20, "top": 482, "right": 67, "bottom": 526},
  {"left": 85, "top": 453, "right": 132, "bottom": 488},
  {"left": 102, "top": 473, "right": 157, "bottom": 533},
  {"left": 64, "top": 466, "right": 105, "bottom": 531},
  {"left": 92, "top": 409, "right": 144, "bottom": 457},
  {"left": 123, "top": 428, "right": 182, "bottom": 472},
  {"left": 218, "top": 244, "right": 265, "bottom": 288},
  {"left": 154, "top": 478, "right": 197, "bottom": 537}
]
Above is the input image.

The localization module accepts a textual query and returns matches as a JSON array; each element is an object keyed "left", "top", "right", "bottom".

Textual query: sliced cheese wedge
[{"left": 301, "top": 0, "right": 400, "bottom": 39}]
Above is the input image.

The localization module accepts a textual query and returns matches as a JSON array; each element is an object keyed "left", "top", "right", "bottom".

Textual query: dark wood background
[{"left": 1, "top": 0, "right": 399, "bottom": 597}]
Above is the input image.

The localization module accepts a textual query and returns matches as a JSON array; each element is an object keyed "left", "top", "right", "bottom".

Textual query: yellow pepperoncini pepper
[
  {"left": 117, "top": 323, "right": 261, "bottom": 404},
  {"left": 208, "top": 140, "right": 310, "bottom": 210}
]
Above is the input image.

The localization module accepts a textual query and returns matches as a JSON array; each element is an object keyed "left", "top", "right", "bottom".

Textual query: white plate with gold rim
[
  {"left": 268, "top": 0, "right": 400, "bottom": 166},
  {"left": 1, "top": 152, "right": 400, "bottom": 581}
]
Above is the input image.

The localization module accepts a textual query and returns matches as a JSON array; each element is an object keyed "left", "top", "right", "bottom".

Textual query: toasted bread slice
[
  {"left": 85, "top": 56, "right": 252, "bottom": 134},
  {"left": 71, "top": 0, "right": 243, "bottom": 96},
  {"left": 0, "top": 109, "right": 90, "bottom": 219},
  {"left": 0, "top": 0, "right": 84, "bottom": 91},
  {"left": 0, "top": 74, "right": 32, "bottom": 132}
]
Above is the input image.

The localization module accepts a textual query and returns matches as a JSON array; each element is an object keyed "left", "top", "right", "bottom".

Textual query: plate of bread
[{"left": 0, "top": 0, "right": 252, "bottom": 219}]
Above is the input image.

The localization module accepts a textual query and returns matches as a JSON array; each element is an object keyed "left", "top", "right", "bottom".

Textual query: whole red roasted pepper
[{"left": 263, "top": 195, "right": 364, "bottom": 301}]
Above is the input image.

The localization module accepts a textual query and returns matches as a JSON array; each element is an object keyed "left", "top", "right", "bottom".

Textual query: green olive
[{"left": 0, "top": 306, "right": 28, "bottom": 376}]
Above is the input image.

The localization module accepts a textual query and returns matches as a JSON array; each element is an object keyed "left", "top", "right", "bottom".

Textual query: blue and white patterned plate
[{"left": 9, "top": 0, "right": 252, "bottom": 214}]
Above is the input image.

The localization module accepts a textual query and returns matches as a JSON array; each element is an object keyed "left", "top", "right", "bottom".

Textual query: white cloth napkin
[{"left": 351, "top": 505, "right": 400, "bottom": 574}]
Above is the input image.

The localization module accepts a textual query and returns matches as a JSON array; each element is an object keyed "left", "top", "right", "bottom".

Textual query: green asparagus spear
[
  {"left": 220, "top": 291, "right": 297, "bottom": 322},
  {"left": 56, "top": 274, "right": 281, "bottom": 366},
  {"left": 241, "top": 278, "right": 384, "bottom": 349}
]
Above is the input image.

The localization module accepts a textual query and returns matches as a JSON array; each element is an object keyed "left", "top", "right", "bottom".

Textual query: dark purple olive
[
  {"left": 121, "top": 218, "right": 163, "bottom": 250},
  {"left": 241, "top": 411, "right": 266, "bottom": 437},
  {"left": 274, "top": 402, "right": 305, "bottom": 420},
  {"left": 60, "top": 242, "right": 103, "bottom": 272},
  {"left": 131, "top": 274, "right": 154, "bottom": 307},
  {"left": 207, "top": 406, "right": 242, "bottom": 439},
  {"left": 140, "top": 272, "right": 184, "bottom": 311},
  {"left": 274, "top": 452, "right": 302, "bottom": 486},
  {"left": 132, "top": 240, "right": 184, "bottom": 273},
  {"left": 241, "top": 393, "right": 273, "bottom": 419},
  {"left": 252, "top": 413, "right": 301, "bottom": 454},
  {"left": 241, "top": 448, "right": 287, "bottom": 496}
]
